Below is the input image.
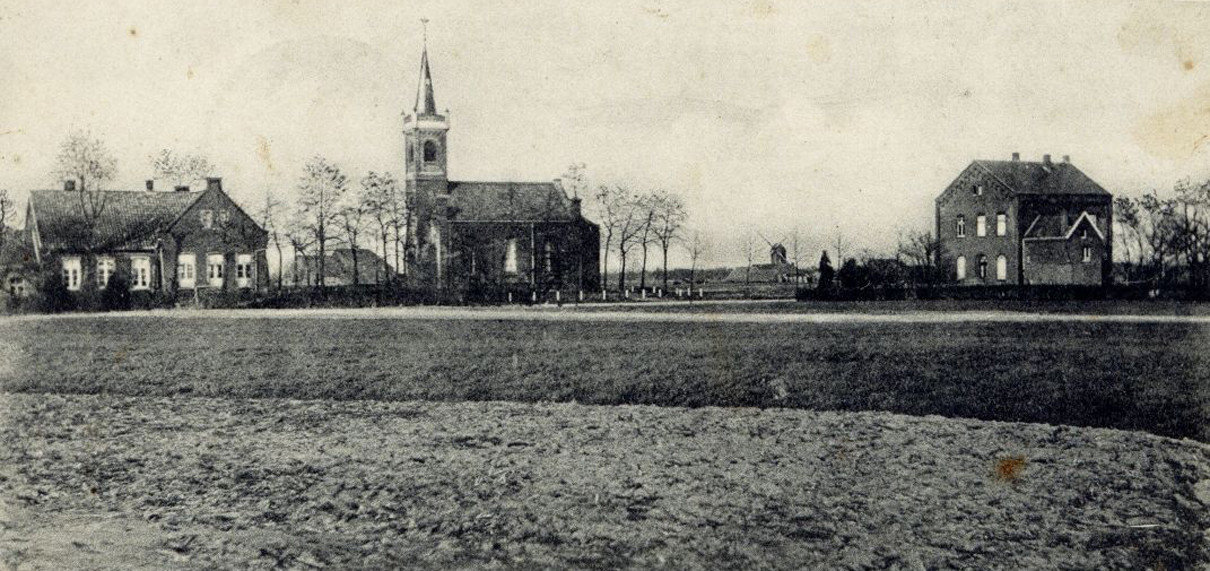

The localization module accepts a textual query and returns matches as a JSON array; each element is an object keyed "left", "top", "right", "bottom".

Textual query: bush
[
  {"left": 100, "top": 274, "right": 133, "bottom": 311},
  {"left": 36, "top": 269, "right": 75, "bottom": 313}
]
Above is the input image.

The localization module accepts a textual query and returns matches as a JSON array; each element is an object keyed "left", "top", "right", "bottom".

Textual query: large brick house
[
  {"left": 27, "top": 177, "right": 269, "bottom": 297},
  {"left": 936, "top": 154, "right": 1112, "bottom": 286},
  {"left": 404, "top": 41, "right": 601, "bottom": 293}
]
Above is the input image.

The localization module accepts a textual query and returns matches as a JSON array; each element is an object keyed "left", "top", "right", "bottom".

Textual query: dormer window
[{"left": 973, "top": 184, "right": 984, "bottom": 196}]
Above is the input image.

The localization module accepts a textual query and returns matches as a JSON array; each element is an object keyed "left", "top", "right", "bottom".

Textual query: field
[
  {"left": 1, "top": 311, "right": 1208, "bottom": 440},
  {"left": 2, "top": 307, "right": 1210, "bottom": 569},
  {"left": 2, "top": 394, "right": 1208, "bottom": 570}
]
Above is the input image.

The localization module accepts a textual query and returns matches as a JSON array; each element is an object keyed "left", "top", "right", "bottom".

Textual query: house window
[
  {"left": 996, "top": 255, "right": 1007, "bottom": 281},
  {"left": 1082, "top": 246, "right": 1092, "bottom": 263},
  {"left": 200, "top": 209, "right": 214, "bottom": 229},
  {"left": 504, "top": 239, "right": 518, "bottom": 274},
  {"left": 1081, "top": 228, "right": 1088, "bottom": 239},
  {"left": 130, "top": 256, "right": 151, "bottom": 290},
  {"left": 218, "top": 210, "right": 230, "bottom": 226},
  {"left": 956, "top": 216, "right": 966, "bottom": 238},
  {"left": 236, "top": 254, "right": 253, "bottom": 288},
  {"left": 973, "top": 184, "right": 983, "bottom": 196},
  {"left": 956, "top": 256, "right": 966, "bottom": 280},
  {"left": 207, "top": 254, "right": 224, "bottom": 287},
  {"left": 996, "top": 213, "right": 1007, "bottom": 236},
  {"left": 977, "top": 255, "right": 987, "bottom": 279},
  {"left": 544, "top": 242, "right": 553, "bottom": 273},
  {"left": 97, "top": 256, "right": 115, "bottom": 289},
  {"left": 178, "top": 253, "right": 196, "bottom": 289},
  {"left": 976, "top": 215, "right": 987, "bottom": 237},
  {"left": 61, "top": 257, "right": 82, "bottom": 291},
  {"left": 423, "top": 140, "right": 438, "bottom": 163}
]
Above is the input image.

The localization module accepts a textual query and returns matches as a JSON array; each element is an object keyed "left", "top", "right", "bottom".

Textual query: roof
[
  {"left": 1023, "top": 211, "right": 1105, "bottom": 241},
  {"left": 298, "top": 248, "right": 393, "bottom": 282},
  {"left": 29, "top": 189, "right": 203, "bottom": 252},
  {"left": 974, "top": 160, "right": 1110, "bottom": 196},
  {"left": 0, "top": 225, "right": 33, "bottom": 268},
  {"left": 447, "top": 181, "right": 580, "bottom": 222},
  {"left": 415, "top": 46, "right": 437, "bottom": 115}
]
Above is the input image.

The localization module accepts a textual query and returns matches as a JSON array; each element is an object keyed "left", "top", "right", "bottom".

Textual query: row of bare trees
[
  {"left": 591, "top": 180, "right": 688, "bottom": 291},
  {"left": 1114, "top": 178, "right": 1210, "bottom": 289}
]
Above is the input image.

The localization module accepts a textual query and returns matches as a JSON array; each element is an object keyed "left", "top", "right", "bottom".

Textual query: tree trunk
[
  {"left": 661, "top": 242, "right": 669, "bottom": 290},
  {"left": 601, "top": 233, "right": 611, "bottom": 292},
  {"left": 381, "top": 230, "right": 390, "bottom": 286},
  {"left": 350, "top": 240, "right": 360, "bottom": 286},
  {"left": 274, "top": 239, "right": 283, "bottom": 290},
  {"left": 640, "top": 242, "right": 648, "bottom": 290},
  {"left": 618, "top": 250, "right": 627, "bottom": 291}
]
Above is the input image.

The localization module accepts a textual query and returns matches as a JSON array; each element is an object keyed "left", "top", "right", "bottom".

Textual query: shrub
[
  {"left": 35, "top": 269, "right": 74, "bottom": 313},
  {"left": 99, "top": 274, "right": 133, "bottom": 311}
]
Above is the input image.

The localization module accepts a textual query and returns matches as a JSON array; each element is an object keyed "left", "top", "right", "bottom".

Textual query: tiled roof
[
  {"left": 975, "top": 160, "right": 1110, "bottom": 196},
  {"left": 447, "top": 181, "right": 579, "bottom": 222},
  {"left": 30, "top": 189, "right": 202, "bottom": 252},
  {"left": 1023, "top": 212, "right": 1105, "bottom": 241},
  {"left": 299, "top": 248, "right": 393, "bottom": 282}
]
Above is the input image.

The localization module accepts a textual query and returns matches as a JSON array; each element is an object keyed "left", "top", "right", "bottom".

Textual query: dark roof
[
  {"left": 0, "top": 226, "right": 33, "bottom": 268},
  {"left": 30, "top": 189, "right": 202, "bottom": 251},
  {"left": 299, "top": 248, "right": 393, "bottom": 281},
  {"left": 974, "top": 160, "right": 1110, "bottom": 196},
  {"left": 447, "top": 181, "right": 579, "bottom": 221},
  {"left": 1023, "top": 212, "right": 1105, "bottom": 241}
]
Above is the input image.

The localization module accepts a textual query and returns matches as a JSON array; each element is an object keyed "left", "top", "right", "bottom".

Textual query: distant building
[
  {"left": 26, "top": 178, "right": 269, "bottom": 296},
  {"left": 0, "top": 226, "right": 34, "bottom": 298},
  {"left": 296, "top": 248, "right": 394, "bottom": 286},
  {"left": 936, "top": 154, "right": 1112, "bottom": 286},
  {"left": 403, "top": 38, "right": 601, "bottom": 292}
]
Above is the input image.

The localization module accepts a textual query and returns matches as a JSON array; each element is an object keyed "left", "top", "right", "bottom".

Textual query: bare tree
[
  {"left": 561, "top": 162, "right": 589, "bottom": 200},
  {"left": 832, "top": 229, "right": 850, "bottom": 267},
  {"left": 254, "top": 188, "right": 286, "bottom": 290},
  {"left": 742, "top": 232, "right": 757, "bottom": 287},
  {"left": 361, "top": 172, "right": 400, "bottom": 285},
  {"left": 151, "top": 149, "right": 213, "bottom": 189},
  {"left": 650, "top": 191, "right": 687, "bottom": 291},
  {"left": 594, "top": 184, "right": 629, "bottom": 291},
  {"left": 337, "top": 188, "right": 367, "bottom": 286},
  {"left": 614, "top": 189, "right": 644, "bottom": 291},
  {"left": 0, "top": 189, "right": 13, "bottom": 257},
  {"left": 295, "top": 156, "right": 347, "bottom": 291},
  {"left": 686, "top": 230, "right": 710, "bottom": 290},
  {"left": 635, "top": 193, "right": 658, "bottom": 291},
  {"left": 53, "top": 130, "right": 118, "bottom": 284},
  {"left": 896, "top": 228, "right": 940, "bottom": 286}
]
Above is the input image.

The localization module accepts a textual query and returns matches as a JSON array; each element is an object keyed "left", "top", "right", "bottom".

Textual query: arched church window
[{"left": 423, "top": 140, "right": 438, "bottom": 163}]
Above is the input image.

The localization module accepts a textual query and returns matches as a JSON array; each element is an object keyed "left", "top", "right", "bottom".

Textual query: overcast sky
[{"left": 2, "top": 0, "right": 1209, "bottom": 267}]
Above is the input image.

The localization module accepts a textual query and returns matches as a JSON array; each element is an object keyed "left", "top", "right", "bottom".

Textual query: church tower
[{"left": 403, "top": 26, "right": 450, "bottom": 284}]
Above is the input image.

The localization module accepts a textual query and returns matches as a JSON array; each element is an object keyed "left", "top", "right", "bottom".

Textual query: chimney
[
  {"left": 64, "top": 180, "right": 76, "bottom": 191},
  {"left": 1011, "top": 152, "right": 1020, "bottom": 162},
  {"left": 1062, "top": 155, "right": 1070, "bottom": 163},
  {"left": 205, "top": 177, "right": 222, "bottom": 192},
  {"left": 1043, "top": 154, "right": 1052, "bottom": 165},
  {"left": 145, "top": 180, "right": 154, "bottom": 192},
  {"left": 174, "top": 185, "right": 190, "bottom": 193}
]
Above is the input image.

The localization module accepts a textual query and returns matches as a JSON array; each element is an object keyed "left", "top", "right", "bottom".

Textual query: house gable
[{"left": 166, "top": 186, "right": 267, "bottom": 252}]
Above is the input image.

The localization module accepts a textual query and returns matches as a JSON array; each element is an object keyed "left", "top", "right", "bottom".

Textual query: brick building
[
  {"left": 936, "top": 154, "right": 1112, "bottom": 286},
  {"left": 27, "top": 177, "right": 269, "bottom": 298},
  {"left": 404, "top": 41, "right": 601, "bottom": 293}
]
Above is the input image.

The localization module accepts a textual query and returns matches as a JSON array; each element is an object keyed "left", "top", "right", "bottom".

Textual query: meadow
[{"left": 1, "top": 312, "right": 1207, "bottom": 440}]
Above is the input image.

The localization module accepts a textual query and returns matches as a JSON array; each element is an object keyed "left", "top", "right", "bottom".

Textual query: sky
[{"left": 1, "top": 0, "right": 1209, "bottom": 268}]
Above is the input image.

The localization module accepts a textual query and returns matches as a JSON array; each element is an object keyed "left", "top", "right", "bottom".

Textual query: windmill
[{"left": 758, "top": 232, "right": 789, "bottom": 266}]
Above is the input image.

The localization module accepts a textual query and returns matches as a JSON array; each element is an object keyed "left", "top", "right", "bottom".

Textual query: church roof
[
  {"left": 447, "top": 181, "right": 580, "bottom": 222},
  {"left": 974, "top": 159, "right": 1110, "bottom": 196},
  {"left": 29, "top": 189, "right": 203, "bottom": 252}
]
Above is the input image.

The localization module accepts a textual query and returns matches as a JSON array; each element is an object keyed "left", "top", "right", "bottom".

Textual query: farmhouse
[
  {"left": 295, "top": 248, "right": 394, "bottom": 286},
  {"left": 404, "top": 41, "right": 601, "bottom": 293},
  {"left": 935, "top": 154, "right": 1112, "bottom": 286},
  {"left": 26, "top": 178, "right": 269, "bottom": 297}
]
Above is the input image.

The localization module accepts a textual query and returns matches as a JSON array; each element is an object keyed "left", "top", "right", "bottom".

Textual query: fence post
[
  {"left": 532, "top": 290, "right": 537, "bottom": 303},
  {"left": 556, "top": 291, "right": 561, "bottom": 303},
  {"left": 508, "top": 292, "right": 512, "bottom": 304}
]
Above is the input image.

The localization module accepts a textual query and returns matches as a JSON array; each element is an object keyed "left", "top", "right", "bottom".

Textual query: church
[{"left": 403, "top": 40, "right": 601, "bottom": 295}]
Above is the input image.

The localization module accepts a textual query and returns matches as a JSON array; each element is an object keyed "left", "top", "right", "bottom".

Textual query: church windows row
[{"left": 955, "top": 254, "right": 1008, "bottom": 281}]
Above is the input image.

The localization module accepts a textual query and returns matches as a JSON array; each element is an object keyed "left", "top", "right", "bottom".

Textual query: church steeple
[{"left": 414, "top": 19, "right": 437, "bottom": 115}]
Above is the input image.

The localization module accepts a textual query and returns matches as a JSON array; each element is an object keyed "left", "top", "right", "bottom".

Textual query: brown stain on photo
[
  {"left": 186, "top": 66, "right": 195, "bottom": 80},
  {"left": 128, "top": 27, "right": 137, "bottom": 38},
  {"left": 994, "top": 455, "right": 1028, "bottom": 483},
  {"left": 751, "top": 0, "right": 776, "bottom": 17},
  {"left": 1133, "top": 80, "right": 1210, "bottom": 161},
  {"left": 805, "top": 35, "right": 831, "bottom": 65},
  {"left": 256, "top": 136, "right": 275, "bottom": 172}
]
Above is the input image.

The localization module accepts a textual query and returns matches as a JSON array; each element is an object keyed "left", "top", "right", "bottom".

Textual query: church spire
[{"left": 415, "top": 19, "right": 437, "bottom": 115}]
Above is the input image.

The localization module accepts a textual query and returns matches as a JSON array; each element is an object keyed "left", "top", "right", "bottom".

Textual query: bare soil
[{"left": 2, "top": 393, "right": 1208, "bottom": 570}]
